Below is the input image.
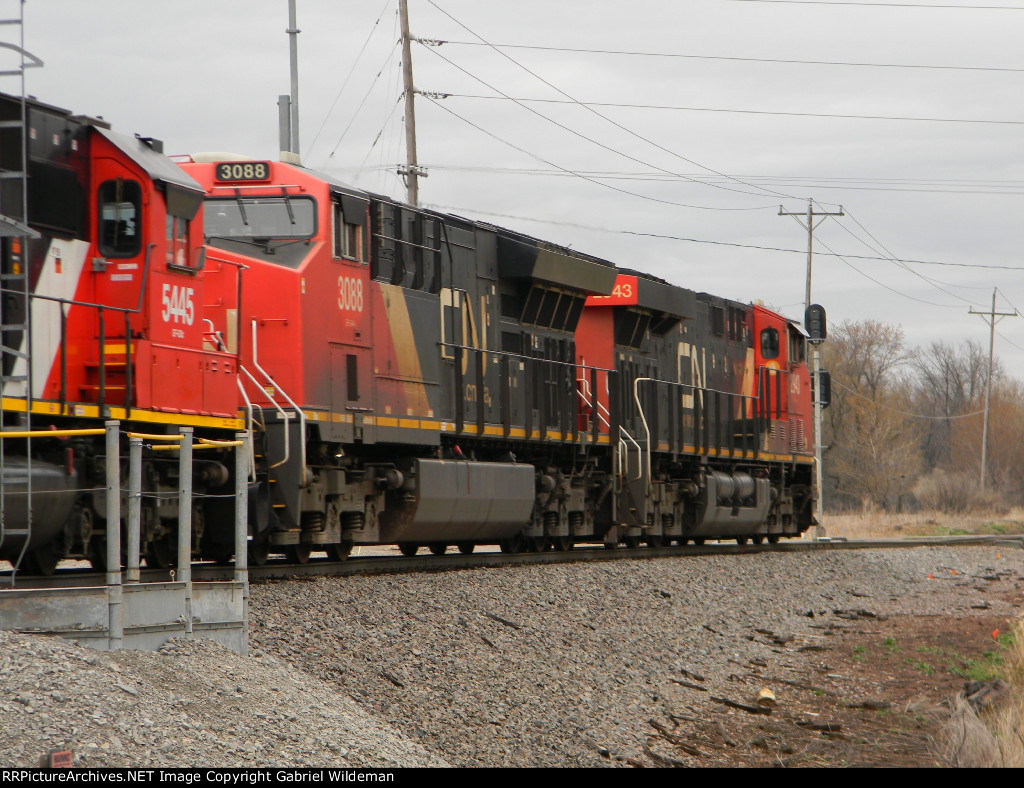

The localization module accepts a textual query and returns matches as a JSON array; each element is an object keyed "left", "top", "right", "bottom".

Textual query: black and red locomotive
[{"left": 0, "top": 92, "right": 817, "bottom": 573}]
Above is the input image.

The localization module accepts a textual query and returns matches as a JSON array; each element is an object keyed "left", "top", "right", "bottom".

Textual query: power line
[
  {"left": 417, "top": 53, "right": 784, "bottom": 203},
  {"left": 813, "top": 236, "right": 967, "bottom": 307},
  {"left": 438, "top": 40, "right": 1024, "bottom": 73},
  {"left": 423, "top": 203, "right": 1024, "bottom": 271},
  {"left": 834, "top": 207, "right": 990, "bottom": 307},
  {"left": 307, "top": 0, "right": 394, "bottom": 160},
  {"left": 442, "top": 93, "right": 1024, "bottom": 127},
  {"left": 724, "top": 0, "right": 1024, "bottom": 9},
  {"left": 405, "top": 164, "right": 1024, "bottom": 195},
  {"left": 320, "top": 43, "right": 402, "bottom": 168},
  {"left": 420, "top": 96, "right": 779, "bottom": 211},
  {"left": 831, "top": 380, "right": 985, "bottom": 420},
  {"left": 421, "top": 0, "right": 801, "bottom": 202}
]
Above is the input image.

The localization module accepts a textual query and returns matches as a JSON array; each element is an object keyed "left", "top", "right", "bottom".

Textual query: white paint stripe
[{"left": 10, "top": 239, "right": 91, "bottom": 399}]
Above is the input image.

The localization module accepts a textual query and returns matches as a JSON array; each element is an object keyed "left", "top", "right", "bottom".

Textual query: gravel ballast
[{"left": 0, "top": 544, "right": 1019, "bottom": 767}]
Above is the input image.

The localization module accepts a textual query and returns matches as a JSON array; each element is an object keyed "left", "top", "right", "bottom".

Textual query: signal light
[{"left": 805, "top": 304, "right": 827, "bottom": 343}]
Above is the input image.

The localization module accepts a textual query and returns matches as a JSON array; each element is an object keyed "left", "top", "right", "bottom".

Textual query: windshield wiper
[
  {"left": 234, "top": 188, "right": 249, "bottom": 226},
  {"left": 280, "top": 186, "right": 295, "bottom": 226}
]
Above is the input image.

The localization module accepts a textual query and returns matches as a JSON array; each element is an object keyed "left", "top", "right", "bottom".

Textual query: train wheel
[
  {"left": 676, "top": 538, "right": 689, "bottom": 546},
  {"left": 767, "top": 534, "right": 780, "bottom": 545},
  {"left": 751, "top": 535, "right": 764, "bottom": 545},
  {"left": 146, "top": 536, "right": 175, "bottom": 569},
  {"left": 249, "top": 543, "right": 271, "bottom": 565},
  {"left": 551, "top": 536, "right": 573, "bottom": 552},
  {"left": 736, "top": 537, "right": 749, "bottom": 545},
  {"left": 524, "top": 536, "right": 545, "bottom": 553},
  {"left": 623, "top": 535, "right": 641, "bottom": 549},
  {"left": 456, "top": 542, "right": 475, "bottom": 555},
  {"left": 429, "top": 543, "right": 448, "bottom": 556},
  {"left": 23, "top": 543, "right": 62, "bottom": 576},
  {"left": 646, "top": 534, "right": 664, "bottom": 548},
  {"left": 326, "top": 541, "right": 353, "bottom": 561},
  {"left": 87, "top": 539, "right": 107, "bottom": 572},
  {"left": 604, "top": 541, "right": 619, "bottom": 550},
  {"left": 286, "top": 544, "right": 312, "bottom": 564},
  {"left": 499, "top": 535, "right": 524, "bottom": 554},
  {"left": 691, "top": 538, "right": 705, "bottom": 546},
  {"left": 398, "top": 542, "right": 419, "bottom": 557}
]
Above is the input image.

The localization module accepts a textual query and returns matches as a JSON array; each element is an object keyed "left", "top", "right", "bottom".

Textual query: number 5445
[{"left": 161, "top": 283, "right": 195, "bottom": 325}]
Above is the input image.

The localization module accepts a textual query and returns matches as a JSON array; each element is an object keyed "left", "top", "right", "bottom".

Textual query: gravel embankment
[
  {"left": 0, "top": 544, "right": 1019, "bottom": 767},
  {"left": 0, "top": 631, "right": 448, "bottom": 768},
  {"left": 249, "top": 545, "right": 1021, "bottom": 767}
]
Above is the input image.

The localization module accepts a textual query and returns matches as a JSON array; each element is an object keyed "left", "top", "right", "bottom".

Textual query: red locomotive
[{"left": 0, "top": 92, "right": 817, "bottom": 573}]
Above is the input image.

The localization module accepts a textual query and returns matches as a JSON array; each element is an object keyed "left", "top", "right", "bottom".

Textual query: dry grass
[
  {"left": 938, "top": 618, "right": 1024, "bottom": 768},
  {"left": 987, "top": 621, "right": 1024, "bottom": 767},
  {"left": 822, "top": 507, "right": 1024, "bottom": 540}
]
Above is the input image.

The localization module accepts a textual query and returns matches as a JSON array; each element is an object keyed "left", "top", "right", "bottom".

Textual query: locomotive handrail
[
  {"left": 633, "top": 377, "right": 654, "bottom": 496},
  {"left": 755, "top": 364, "right": 790, "bottom": 422},
  {"left": 438, "top": 341, "right": 615, "bottom": 373},
  {"left": 577, "top": 375, "right": 611, "bottom": 429},
  {"left": 248, "top": 318, "right": 307, "bottom": 475},
  {"left": 235, "top": 377, "right": 259, "bottom": 482},
  {"left": 615, "top": 426, "right": 644, "bottom": 499},
  {"left": 0, "top": 428, "right": 106, "bottom": 438},
  {"left": 239, "top": 364, "right": 292, "bottom": 471},
  {"left": 631, "top": 376, "right": 759, "bottom": 460}
]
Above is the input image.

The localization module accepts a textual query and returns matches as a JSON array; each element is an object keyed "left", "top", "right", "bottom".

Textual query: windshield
[{"left": 204, "top": 196, "right": 316, "bottom": 240}]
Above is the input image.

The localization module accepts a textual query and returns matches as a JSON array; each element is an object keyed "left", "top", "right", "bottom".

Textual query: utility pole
[
  {"left": 780, "top": 199, "right": 845, "bottom": 314},
  {"left": 398, "top": 0, "right": 425, "bottom": 206},
  {"left": 969, "top": 289, "right": 1017, "bottom": 490},
  {"left": 779, "top": 199, "right": 843, "bottom": 531}
]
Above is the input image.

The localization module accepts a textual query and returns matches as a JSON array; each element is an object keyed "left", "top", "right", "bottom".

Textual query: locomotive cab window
[
  {"left": 333, "top": 203, "right": 363, "bottom": 262},
  {"left": 98, "top": 179, "right": 142, "bottom": 258},
  {"left": 789, "top": 327, "right": 806, "bottom": 364},
  {"left": 204, "top": 195, "right": 317, "bottom": 267},
  {"left": 760, "top": 327, "right": 780, "bottom": 360},
  {"left": 166, "top": 214, "right": 192, "bottom": 269}
]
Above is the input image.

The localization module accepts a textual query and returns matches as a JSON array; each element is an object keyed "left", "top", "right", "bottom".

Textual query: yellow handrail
[{"left": 0, "top": 428, "right": 106, "bottom": 439}]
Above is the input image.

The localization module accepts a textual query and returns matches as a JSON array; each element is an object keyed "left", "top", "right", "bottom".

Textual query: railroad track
[{"left": 4, "top": 534, "right": 1020, "bottom": 590}]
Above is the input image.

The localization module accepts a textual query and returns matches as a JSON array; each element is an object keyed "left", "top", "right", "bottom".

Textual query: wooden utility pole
[
  {"left": 398, "top": 0, "right": 423, "bottom": 206},
  {"left": 969, "top": 290, "right": 1017, "bottom": 490},
  {"left": 779, "top": 199, "right": 843, "bottom": 530},
  {"left": 779, "top": 199, "right": 844, "bottom": 314}
]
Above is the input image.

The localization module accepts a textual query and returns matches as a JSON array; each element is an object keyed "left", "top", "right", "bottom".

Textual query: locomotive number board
[{"left": 215, "top": 161, "right": 271, "bottom": 182}]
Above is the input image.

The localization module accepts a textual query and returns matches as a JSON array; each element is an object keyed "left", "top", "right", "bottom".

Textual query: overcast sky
[{"left": 10, "top": 1, "right": 1024, "bottom": 377}]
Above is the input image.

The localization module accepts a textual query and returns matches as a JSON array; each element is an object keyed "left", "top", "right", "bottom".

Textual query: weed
[
  {"left": 883, "top": 637, "right": 899, "bottom": 653},
  {"left": 907, "top": 659, "right": 935, "bottom": 676}
]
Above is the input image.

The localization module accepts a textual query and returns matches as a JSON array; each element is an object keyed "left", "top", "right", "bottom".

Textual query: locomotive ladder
[{"left": 0, "top": 2, "right": 42, "bottom": 582}]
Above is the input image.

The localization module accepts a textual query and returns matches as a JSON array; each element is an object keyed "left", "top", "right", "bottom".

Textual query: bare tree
[
  {"left": 913, "top": 340, "right": 996, "bottom": 469},
  {"left": 821, "top": 320, "right": 923, "bottom": 511}
]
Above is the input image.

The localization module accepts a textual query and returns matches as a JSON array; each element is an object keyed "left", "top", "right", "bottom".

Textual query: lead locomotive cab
[{"left": 0, "top": 92, "right": 241, "bottom": 575}]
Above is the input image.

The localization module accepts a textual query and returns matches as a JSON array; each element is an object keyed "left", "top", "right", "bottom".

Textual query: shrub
[{"left": 911, "top": 469, "right": 1008, "bottom": 515}]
